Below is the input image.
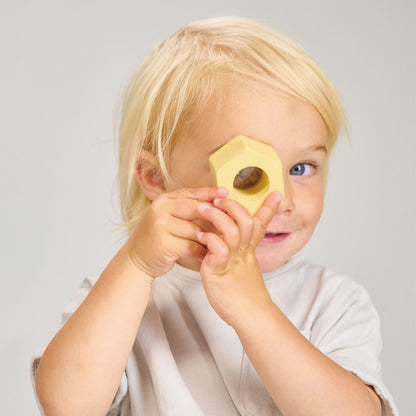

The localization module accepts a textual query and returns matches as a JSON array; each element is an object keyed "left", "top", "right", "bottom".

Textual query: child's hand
[
  {"left": 196, "top": 192, "right": 282, "bottom": 328},
  {"left": 127, "top": 187, "right": 228, "bottom": 279}
]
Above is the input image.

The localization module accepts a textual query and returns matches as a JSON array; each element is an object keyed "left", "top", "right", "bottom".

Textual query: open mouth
[
  {"left": 262, "top": 232, "right": 291, "bottom": 243},
  {"left": 265, "top": 231, "right": 290, "bottom": 236}
]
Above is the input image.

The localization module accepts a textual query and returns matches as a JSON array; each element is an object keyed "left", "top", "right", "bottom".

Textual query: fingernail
[
  {"left": 274, "top": 191, "right": 283, "bottom": 202},
  {"left": 218, "top": 187, "right": 228, "bottom": 195},
  {"left": 199, "top": 204, "right": 210, "bottom": 213},
  {"left": 197, "top": 231, "right": 205, "bottom": 238},
  {"left": 213, "top": 198, "right": 223, "bottom": 205}
]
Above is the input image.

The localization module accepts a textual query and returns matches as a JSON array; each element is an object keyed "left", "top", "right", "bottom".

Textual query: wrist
[
  {"left": 119, "top": 243, "right": 156, "bottom": 285},
  {"left": 232, "top": 298, "right": 279, "bottom": 336}
]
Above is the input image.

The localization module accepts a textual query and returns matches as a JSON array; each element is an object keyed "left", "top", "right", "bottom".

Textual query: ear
[{"left": 135, "top": 150, "right": 167, "bottom": 201}]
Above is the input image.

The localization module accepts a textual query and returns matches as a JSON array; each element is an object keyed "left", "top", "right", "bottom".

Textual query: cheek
[
  {"left": 300, "top": 185, "right": 324, "bottom": 226},
  {"left": 311, "top": 198, "right": 324, "bottom": 226}
]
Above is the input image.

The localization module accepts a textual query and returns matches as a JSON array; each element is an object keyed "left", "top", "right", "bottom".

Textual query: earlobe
[{"left": 135, "top": 150, "right": 167, "bottom": 201}]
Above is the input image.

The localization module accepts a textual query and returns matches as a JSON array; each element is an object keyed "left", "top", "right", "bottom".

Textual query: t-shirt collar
[{"left": 170, "top": 255, "right": 303, "bottom": 282}]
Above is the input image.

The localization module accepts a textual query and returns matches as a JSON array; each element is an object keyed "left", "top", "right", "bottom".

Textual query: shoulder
[
  {"left": 288, "top": 258, "right": 381, "bottom": 343},
  {"left": 305, "top": 259, "right": 373, "bottom": 305},
  {"left": 300, "top": 258, "right": 376, "bottom": 316},
  {"left": 269, "top": 258, "right": 381, "bottom": 350},
  {"left": 269, "top": 256, "right": 371, "bottom": 303},
  {"left": 267, "top": 257, "right": 379, "bottom": 331}
]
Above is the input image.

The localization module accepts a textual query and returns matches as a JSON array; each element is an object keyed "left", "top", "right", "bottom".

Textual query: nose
[{"left": 277, "top": 176, "right": 295, "bottom": 214}]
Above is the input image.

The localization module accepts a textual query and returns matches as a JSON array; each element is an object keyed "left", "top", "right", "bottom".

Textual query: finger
[
  {"left": 167, "top": 216, "right": 205, "bottom": 241},
  {"left": 198, "top": 204, "right": 240, "bottom": 251},
  {"left": 197, "top": 232, "right": 230, "bottom": 273},
  {"left": 165, "top": 186, "right": 228, "bottom": 202},
  {"left": 212, "top": 198, "right": 254, "bottom": 249},
  {"left": 252, "top": 192, "right": 282, "bottom": 247},
  {"left": 169, "top": 235, "right": 207, "bottom": 261},
  {"left": 152, "top": 197, "right": 211, "bottom": 222}
]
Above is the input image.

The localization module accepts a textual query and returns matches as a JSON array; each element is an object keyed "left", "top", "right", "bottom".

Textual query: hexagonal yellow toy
[{"left": 209, "top": 135, "right": 285, "bottom": 215}]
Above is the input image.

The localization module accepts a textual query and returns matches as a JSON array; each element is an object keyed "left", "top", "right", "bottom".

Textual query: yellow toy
[{"left": 209, "top": 135, "right": 285, "bottom": 215}]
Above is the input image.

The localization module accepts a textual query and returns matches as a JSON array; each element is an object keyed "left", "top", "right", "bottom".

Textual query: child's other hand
[
  {"left": 127, "top": 187, "right": 228, "bottom": 279},
  {"left": 197, "top": 192, "right": 282, "bottom": 328}
]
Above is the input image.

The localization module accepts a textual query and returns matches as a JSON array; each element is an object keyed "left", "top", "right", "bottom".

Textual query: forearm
[
  {"left": 235, "top": 302, "right": 382, "bottom": 416},
  {"left": 35, "top": 244, "right": 153, "bottom": 416}
]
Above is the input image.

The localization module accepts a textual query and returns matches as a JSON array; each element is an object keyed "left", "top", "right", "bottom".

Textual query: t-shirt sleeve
[
  {"left": 30, "top": 277, "right": 129, "bottom": 415},
  {"left": 311, "top": 277, "right": 399, "bottom": 415}
]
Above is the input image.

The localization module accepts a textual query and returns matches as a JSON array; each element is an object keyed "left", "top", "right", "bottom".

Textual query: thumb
[{"left": 252, "top": 191, "right": 282, "bottom": 247}]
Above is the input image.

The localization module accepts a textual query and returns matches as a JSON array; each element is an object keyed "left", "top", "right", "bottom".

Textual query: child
[{"left": 32, "top": 16, "right": 398, "bottom": 416}]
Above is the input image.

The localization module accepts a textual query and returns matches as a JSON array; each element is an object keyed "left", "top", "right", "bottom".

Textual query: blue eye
[{"left": 289, "top": 163, "right": 315, "bottom": 176}]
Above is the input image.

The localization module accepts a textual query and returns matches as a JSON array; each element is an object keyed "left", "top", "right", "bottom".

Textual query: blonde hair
[{"left": 117, "top": 16, "right": 346, "bottom": 236}]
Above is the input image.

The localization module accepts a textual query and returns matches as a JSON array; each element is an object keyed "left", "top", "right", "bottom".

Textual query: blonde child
[{"left": 32, "top": 16, "right": 398, "bottom": 416}]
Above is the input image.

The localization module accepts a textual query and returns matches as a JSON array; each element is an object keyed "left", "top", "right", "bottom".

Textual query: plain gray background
[{"left": 1, "top": 0, "right": 414, "bottom": 414}]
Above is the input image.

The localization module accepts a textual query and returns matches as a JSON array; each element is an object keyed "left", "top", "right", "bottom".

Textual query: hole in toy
[{"left": 233, "top": 166, "right": 264, "bottom": 190}]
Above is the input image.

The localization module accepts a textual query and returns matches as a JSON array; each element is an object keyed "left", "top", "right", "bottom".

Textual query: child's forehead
[
  {"left": 183, "top": 80, "right": 327, "bottom": 153},
  {"left": 202, "top": 79, "right": 311, "bottom": 125}
]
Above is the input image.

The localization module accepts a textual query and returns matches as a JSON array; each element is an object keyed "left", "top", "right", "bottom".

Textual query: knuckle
[
  {"left": 151, "top": 208, "right": 168, "bottom": 228},
  {"left": 218, "top": 244, "right": 229, "bottom": 258},
  {"left": 228, "top": 226, "right": 240, "bottom": 241},
  {"left": 183, "top": 186, "right": 193, "bottom": 194},
  {"left": 258, "top": 218, "right": 268, "bottom": 232},
  {"left": 242, "top": 216, "right": 254, "bottom": 231},
  {"left": 184, "top": 187, "right": 199, "bottom": 198}
]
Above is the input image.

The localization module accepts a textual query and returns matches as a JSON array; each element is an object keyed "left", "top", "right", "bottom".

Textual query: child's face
[{"left": 168, "top": 79, "right": 328, "bottom": 273}]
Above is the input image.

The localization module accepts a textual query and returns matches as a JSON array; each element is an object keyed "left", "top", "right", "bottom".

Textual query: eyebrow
[{"left": 306, "top": 144, "right": 328, "bottom": 154}]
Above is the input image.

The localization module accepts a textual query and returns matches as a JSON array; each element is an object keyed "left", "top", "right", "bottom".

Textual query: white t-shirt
[{"left": 31, "top": 256, "right": 399, "bottom": 415}]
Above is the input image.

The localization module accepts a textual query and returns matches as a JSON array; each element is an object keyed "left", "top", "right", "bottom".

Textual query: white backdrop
[{"left": 1, "top": 1, "right": 414, "bottom": 414}]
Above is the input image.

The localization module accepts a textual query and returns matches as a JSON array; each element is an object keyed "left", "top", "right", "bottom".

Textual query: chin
[
  {"left": 255, "top": 242, "right": 301, "bottom": 273},
  {"left": 257, "top": 255, "right": 287, "bottom": 274}
]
